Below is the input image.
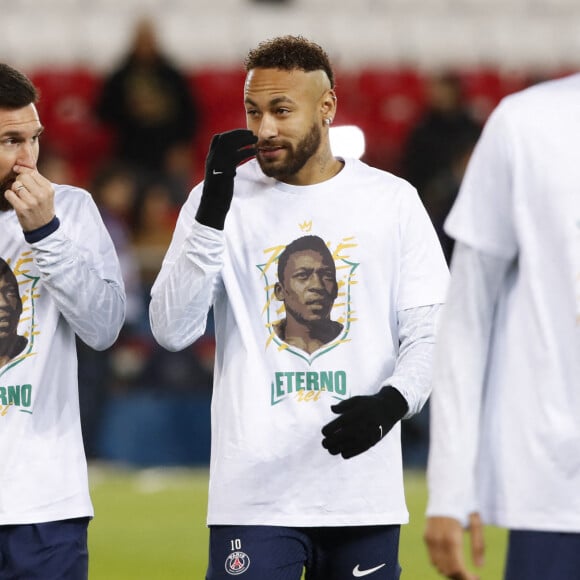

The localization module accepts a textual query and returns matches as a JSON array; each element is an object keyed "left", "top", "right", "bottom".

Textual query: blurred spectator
[
  {"left": 90, "top": 162, "right": 144, "bottom": 325},
  {"left": 398, "top": 73, "right": 481, "bottom": 464},
  {"left": 95, "top": 16, "right": 199, "bottom": 179},
  {"left": 76, "top": 163, "right": 145, "bottom": 458},
  {"left": 419, "top": 130, "right": 479, "bottom": 264},
  {"left": 37, "top": 148, "right": 76, "bottom": 186},
  {"left": 401, "top": 72, "right": 481, "bottom": 197},
  {"left": 131, "top": 178, "right": 178, "bottom": 288}
]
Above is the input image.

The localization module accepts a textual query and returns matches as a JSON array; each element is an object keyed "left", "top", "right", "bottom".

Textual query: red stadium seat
[
  {"left": 188, "top": 68, "right": 247, "bottom": 180},
  {"left": 29, "top": 68, "right": 113, "bottom": 186},
  {"left": 341, "top": 68, "right": 428, "bottom": 172}
]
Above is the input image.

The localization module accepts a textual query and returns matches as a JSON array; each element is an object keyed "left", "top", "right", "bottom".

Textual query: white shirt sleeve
[
  {"left": 382, "top": 304, "right": 441, "bottom": 418},
  {"left": 29, "top": 200, "right": 126, "bottom": 351},
  {"left": 149, "top": 219, "right": 224, "bottom": 352},
  {"left": 426, "top": 242, "right": 512, "bottom": 524}
]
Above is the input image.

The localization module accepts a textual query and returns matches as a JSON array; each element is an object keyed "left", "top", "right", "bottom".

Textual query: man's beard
[
  {"left": 0, "top": 174, "right": 15, "bottom": 212},
  {"left": 257, "top": 121, "right": 321, "bottom": 181}
]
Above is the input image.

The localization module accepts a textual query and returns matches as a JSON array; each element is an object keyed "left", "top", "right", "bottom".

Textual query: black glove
[
  {"left": 195, "top": 129, "right": 257, "bottom": 230},
  {"left": 321, "top": 386, "right": 409, "bottom": 459}
]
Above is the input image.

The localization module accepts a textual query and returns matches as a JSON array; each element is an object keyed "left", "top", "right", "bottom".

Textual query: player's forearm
[
  {"left": 30, "top": 228, "right": 126, "bottom": 350},
  {"left": 382, "top": 303, "right": 441, "bottom": 418},
  {"left": 150, "top": 221, "right": 223, "bottom": 351}
]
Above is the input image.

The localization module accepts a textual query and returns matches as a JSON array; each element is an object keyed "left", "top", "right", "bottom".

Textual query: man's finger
[{"left": 468, "top": 512, "right": 485, "bottom": 568}]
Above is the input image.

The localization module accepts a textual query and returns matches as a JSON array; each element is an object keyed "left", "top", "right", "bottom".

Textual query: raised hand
[
  {"left": 195, "top": 129, "right": 257, "bottom": 230},
  {"left": 5, "top": 164, "right": 56, "bottom": 233}
]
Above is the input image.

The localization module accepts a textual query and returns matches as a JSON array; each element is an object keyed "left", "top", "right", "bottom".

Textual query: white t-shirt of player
[
  {"left": 436, "top": 74, "right": 580, "bottom": 532},
  {"left": 151, "top": 157, "right": 449, "bottom": 527},
  {"left": 0, "top": 185, "right": 125, "bottom": 525}
]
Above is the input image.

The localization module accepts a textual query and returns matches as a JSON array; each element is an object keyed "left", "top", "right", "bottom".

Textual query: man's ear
[
  {"left": 321, "top": 88, "right": 337, "bottom": 121},
  {"left": 274, "top": 282, "right": 284, "bottom": 301}
]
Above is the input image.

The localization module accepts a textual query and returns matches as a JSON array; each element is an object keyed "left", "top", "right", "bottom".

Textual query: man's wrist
[
  {"left": 24, "top": 215, "right": 60, "bottom": 243},
  {"left": 378, "top": 386, "right": 409, "bottom": 423}
]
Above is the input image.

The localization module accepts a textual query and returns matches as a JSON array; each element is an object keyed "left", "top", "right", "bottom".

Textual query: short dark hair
[
  {"left": 277, "top": 235, "right": 336, "bottom": 283},
  {"left": 0, "top": 257, "right": 21, "bottom": 306},
  {"left": 0, "top": 63, "right": 39, "bottom": 109},
  {"left": 0, "top": 257, "right": 15, "bottom": 278},
  {"left": 244, "top": 35, "right": 335, "bottom": 89}
]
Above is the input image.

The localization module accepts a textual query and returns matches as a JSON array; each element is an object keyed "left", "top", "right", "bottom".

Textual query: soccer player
[
  {"left": 0, "top": 63, "right": 125, "bottom": 579},
  {"left": 150, "top": 36, "right": 448, "bottom": 580},
  {"left": 424, "top": 73, "right": 580, "bottom": 580}
]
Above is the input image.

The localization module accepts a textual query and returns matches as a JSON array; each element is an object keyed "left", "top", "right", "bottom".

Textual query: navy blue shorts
[
  {"left": 206, "top": 524, "right": 402, "bottom": 580},
  {"left": 0, "top": 517, "right": 89, "bottom": 580},
  {"left": 504, "top": 529, "right": 580, "bottom": 580}
]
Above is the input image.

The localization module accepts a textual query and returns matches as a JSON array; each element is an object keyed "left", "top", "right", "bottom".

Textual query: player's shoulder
[
  {"left": 345, "top": 157, "right": 414, "bottom": 189},
  {"left": 53, "top": 182, "right": 92, "bottom": 201},
  {"left": 500, "top": 73, "right": 580, "bottom": 114},
  {"left": 53, "top": 183, "right": 96, "bottom": 214},
  {"left": 348, "top": 158, "right": 419, "bottom": 208}
]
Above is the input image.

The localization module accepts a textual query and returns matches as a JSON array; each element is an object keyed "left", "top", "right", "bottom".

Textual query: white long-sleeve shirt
[{"left": 0, "top": 184, "right": 125, "bottom": 525}]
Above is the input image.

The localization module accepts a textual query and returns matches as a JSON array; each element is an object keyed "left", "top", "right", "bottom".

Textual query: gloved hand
[
  {"left": 195, "top": 129, "right": 257, "bottom": 230},
  {"left": 321, "top": 386, "right": 409, "bottom": 459}
]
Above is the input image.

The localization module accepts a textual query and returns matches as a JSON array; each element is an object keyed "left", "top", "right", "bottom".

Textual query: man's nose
[
  {"left": 258, "top": 115, "right": 278, "bottom": 140},
  {"left": 17, "top": 141, "right": 37, "bottom": 166},
  {"left": 309, "top": 274, "right": 326, "bottom": 290}
]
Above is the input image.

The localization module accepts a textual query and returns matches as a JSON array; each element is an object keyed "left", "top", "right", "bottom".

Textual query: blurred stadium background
[{"left": 3, "top": 0, "right": 575, "bottom": 576}]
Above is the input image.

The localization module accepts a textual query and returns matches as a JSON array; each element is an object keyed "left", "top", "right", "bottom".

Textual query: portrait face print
[
  {"left": 0, "top": 258, "right": 28, "bottom": 369},
  {"left": 275, "top": 248, "right": 338, "bottom": 324},
  {"left": 0, "top": 262, "right": 22, "bottom": 340},
  {"left": 260, "top": 233, "right": 357, "bottom": 362}
]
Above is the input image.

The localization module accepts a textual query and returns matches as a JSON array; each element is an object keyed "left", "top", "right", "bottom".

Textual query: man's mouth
[
  {"left": 0, "top": 310, "right": 12, "bottom": 321},
  {"left": 306, "top": 298, "right": 330, "bottom": 310},
  {"left": 258, "top": 144, "right": 284, "bottom": 152}
]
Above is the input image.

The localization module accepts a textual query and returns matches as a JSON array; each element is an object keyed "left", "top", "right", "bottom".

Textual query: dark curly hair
[
  {"left": 0, "top": 63, "right": 38, "bottom": 109},
  {"left": 244, "top": 35, "right": 335, "bottom": 89},
  {"left": 277, "top": 235, "right": 336, "bottom": 285}
]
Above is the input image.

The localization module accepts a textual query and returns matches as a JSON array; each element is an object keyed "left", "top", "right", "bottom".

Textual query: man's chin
[{"left": 257, "top": 160, "right": 281, "bottom": 179}]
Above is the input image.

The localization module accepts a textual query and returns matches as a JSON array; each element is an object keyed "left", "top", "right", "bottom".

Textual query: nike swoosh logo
[
  {"left": 212, "top": 169, "right": 224, "bottom": 175},
  {"left": 352, "top": 563, "right": 386, "bottom": 577}
]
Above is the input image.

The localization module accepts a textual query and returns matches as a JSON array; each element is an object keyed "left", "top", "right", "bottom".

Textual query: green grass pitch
[{"left": 88, "top": 465, "right": 507, "bottom": 579}]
